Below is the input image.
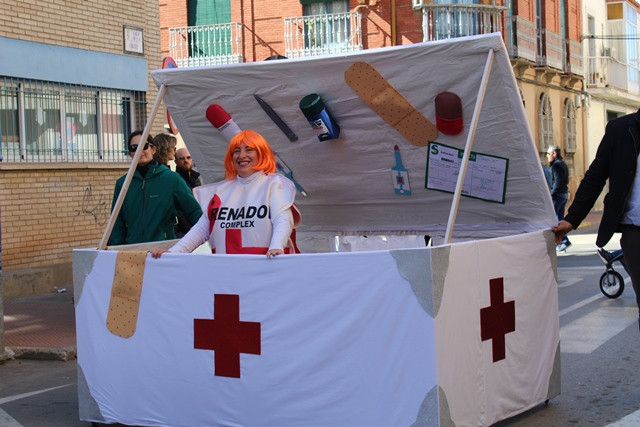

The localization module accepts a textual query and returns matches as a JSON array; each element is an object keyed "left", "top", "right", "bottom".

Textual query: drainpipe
[
  {"left": 391, "top": 0, "right": 397, "bottom": 46},
  {"left": 0, "top": 204, "right": 6, "bottom": 360}
]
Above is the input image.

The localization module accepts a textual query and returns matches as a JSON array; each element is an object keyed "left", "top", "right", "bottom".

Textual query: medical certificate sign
[{"left": 425, "top": 142, "right": 508, "bottom": 203}]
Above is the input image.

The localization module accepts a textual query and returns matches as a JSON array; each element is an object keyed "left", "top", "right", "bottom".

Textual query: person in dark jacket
[
  {"left": 175, "top": 147, "right": 203, "bottom": 189},
  {"left": 547, "top": 145, "right": 572, "bottom": 251},
  {"left": 174, "top": 147, "right": 203, "bottom": 237},
  {"left": 553, "top": 110, "right": 640, "bottom": 330},
  {"left": 108, "top": 131, "right": 203, "bottom": 246}
]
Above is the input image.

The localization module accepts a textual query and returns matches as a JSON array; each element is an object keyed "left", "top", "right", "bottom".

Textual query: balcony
[
  {"left": 536, "top": 28, "right": 563, "bottom": 70},
  {"left": 284, "top": 12, "right": 362, "bottom": 58},
  {"left": 565, "top": 39, "right": 584, "bottom": 77},
  {"left": 506, "top": 16, "right": 536, "bottom": 62},
  {"left": 169, "top": 23, "right": 243, "bottom": 67},
  {"left": 414, "top": 3, "right": 505, "bottom": 42},
  {"left": 586, "top": 55, "right": 640, "bottom": 93}
]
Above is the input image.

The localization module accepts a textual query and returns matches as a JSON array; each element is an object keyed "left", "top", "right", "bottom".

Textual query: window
[
  {"left": 303, "top": 1, "right": 350, "bottom": 51},
  {"left": 0, "top": 76, "right": 146, "bottom": 163},
  {"left": 187, "top": 0, "right": 233, "bottom": 59},
  {"left": 538, "top": 93, "right": 554, "bottom": 153}
]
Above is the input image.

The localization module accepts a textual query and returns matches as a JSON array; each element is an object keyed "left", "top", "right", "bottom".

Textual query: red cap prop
[{"left": 435, "top": 92, "right": 463, "bottom": 136}]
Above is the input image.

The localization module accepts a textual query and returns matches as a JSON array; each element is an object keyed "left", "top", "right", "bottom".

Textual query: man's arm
[{"left": 564, "top": 126, "right": 615, "bottom": 229}]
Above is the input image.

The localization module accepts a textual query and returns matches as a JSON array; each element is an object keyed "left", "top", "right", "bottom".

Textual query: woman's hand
[
  {"left": 266, "top": 249, "right": 284, "bottom": 258},
  {"left": 150, "top": 249, "right": 169, "bottom": 259}
]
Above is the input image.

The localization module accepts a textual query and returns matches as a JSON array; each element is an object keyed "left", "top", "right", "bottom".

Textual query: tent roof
[{"left": 151, "top": 33, "right": 555, "bottom": 241}]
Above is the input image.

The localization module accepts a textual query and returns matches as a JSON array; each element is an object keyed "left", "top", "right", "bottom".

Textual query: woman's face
[
  {"left": 129, "top": 134, "right": 155, "bottom": 166},
  {"left": 232, "top": 142, "right": 258, "bottom": 178}
]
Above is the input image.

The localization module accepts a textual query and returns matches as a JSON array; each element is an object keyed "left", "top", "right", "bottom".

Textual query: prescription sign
[{"left": 425, "top": 142, "right": 509, "bottom": 203}]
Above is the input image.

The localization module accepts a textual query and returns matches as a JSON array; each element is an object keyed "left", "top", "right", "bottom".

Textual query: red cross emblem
[
  {"left": 194, "top": 294, "right": 261, "bottom": 378},
  {"left": 480, "top": 277, "right": 515, "bottom": 362}
]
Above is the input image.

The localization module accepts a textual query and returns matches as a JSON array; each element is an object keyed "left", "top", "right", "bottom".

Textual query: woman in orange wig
[{"left": 152, "top": 130, "right": 300, "bottom": 258}]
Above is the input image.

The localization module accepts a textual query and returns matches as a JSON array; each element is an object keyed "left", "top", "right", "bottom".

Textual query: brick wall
[
  {"left": 159, "top": 0, "right": 189, "bottom": 59},
  {"left": 233, "top": 0, "right": 305, "bottom": 61},
  {"left": 0, "top": 165, "right": 127, "bottom": 270},
  {"left": 0, "top": 0, "right": 165, "bottom": 292},
  {"left": 567, "top": 0, "right": 582, "bottom": 41},
  {"left": 0, "top": 0, "right": 165, "bottom": 137},
  {"left": 543, "top": 0, "right": 560, "bottom": 33}
]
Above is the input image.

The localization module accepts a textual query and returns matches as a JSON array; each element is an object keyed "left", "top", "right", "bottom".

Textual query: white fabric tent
[
  {"left": 151, "top": 33, "right": 555, "bottom": 245},
  {"left": 76, "top": 34, "right": 561, "bottom": 426}
]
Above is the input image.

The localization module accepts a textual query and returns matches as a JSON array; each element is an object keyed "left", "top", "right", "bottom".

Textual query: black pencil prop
[{"left": 254, "top": 94, "right": 298, "bottom": 142}]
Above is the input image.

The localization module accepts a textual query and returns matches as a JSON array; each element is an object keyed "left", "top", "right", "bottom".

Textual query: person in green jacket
[{"left": 108, "top": 131, "right": 203, "bottom": 246}]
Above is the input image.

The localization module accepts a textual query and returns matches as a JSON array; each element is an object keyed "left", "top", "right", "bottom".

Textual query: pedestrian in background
[
  {"left": 152, "top": 133, "right": 177, "bottom": 166},
  {"left": 174, "top": 147, "right": 203, "bottom": 237},
  {"left": 547, "top": 145, "right": 572, "bottom": 252},
  {"left": 542, "top": 162, "right": 552, "bottom": 191},
  {"left": 175, "top": 147, "right": 203, "bottom": 188},
  {"left": 108, "top": 130, "right": 202, "bottom": 246},
  {"left": 553, "top": 110, "right": 640, "bottom": 331}
]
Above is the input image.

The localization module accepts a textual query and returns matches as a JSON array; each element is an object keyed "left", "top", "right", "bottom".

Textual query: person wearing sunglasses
[
  {"left": 174, "top": 147, "right": 204, "bottom": 238},
  {"left": 151, "top": 129, "right": 300, "bottom": 259},
  {"left": 108, "top": 130, "right": 203, "bottom": 246},
  {"left": 175, "top": 147, "right": 203, "bottom": 189}
]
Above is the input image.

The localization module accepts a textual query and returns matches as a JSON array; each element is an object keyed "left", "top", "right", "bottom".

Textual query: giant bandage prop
[
  {"left": 106, "top": 251, "right": 147, "bottom": 338},
  {"left": 345, "top": 61, "right": 438, "bottom": 146}
]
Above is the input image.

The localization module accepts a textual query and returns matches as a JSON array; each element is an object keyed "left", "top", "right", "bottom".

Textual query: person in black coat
[
  {"left": 174, "top": 147, "right": 203, "bottom": 238},
  {"left": 553, "top": 109, "right": 640, "bottom": 331}
]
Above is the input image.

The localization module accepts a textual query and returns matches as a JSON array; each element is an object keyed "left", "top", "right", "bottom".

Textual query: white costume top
[{"left": 171, "top": 172, "right": 299, "bottom": 254}]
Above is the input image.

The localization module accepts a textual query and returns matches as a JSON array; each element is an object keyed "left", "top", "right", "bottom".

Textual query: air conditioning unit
[
  {"left": 412, "top": 0, "right": 426, "bottom": 8},
  {"left": 603, "top": 47, "right": 617, "bottom": 58}
]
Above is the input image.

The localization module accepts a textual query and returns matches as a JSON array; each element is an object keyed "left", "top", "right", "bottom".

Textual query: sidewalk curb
[{"left": 7, "top": 345, "right": 77, "bottom": 362}]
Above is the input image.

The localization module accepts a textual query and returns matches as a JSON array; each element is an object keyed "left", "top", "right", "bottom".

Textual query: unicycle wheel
[{"left": 599, "top": 270, "right": 625, "bottom": 299}]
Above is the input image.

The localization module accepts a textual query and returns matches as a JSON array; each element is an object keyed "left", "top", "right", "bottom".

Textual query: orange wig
[{"left": 223, "top": 130, "right": 277, "bottom": 179}]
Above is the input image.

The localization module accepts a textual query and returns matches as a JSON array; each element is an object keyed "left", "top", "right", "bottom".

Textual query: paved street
[{"left": 1, "top": 232, "right": 640, "bottom": 426}]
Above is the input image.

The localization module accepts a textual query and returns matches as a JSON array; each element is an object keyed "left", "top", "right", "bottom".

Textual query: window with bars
[
  {"left": 538, "top": 93, "right": 553, "bottom": 153},
  {"left": 0, "top": 76, "right": 146, "bottom": 163}
]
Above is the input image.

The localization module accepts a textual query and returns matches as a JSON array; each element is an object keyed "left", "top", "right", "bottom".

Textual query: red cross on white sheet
[
  {"left": 480, "top": 277, "right": 515, "bottom": 362},
  {"left": 194, "top": 294, "right": 261, "bottom": 378}
]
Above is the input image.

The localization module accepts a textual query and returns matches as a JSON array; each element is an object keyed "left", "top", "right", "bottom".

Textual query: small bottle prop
[{"left": 299, "top": 94, "right": 340, "bottom": 141}]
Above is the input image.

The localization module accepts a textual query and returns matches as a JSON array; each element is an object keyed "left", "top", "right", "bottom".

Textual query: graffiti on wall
[{"left": 75, "top": 185, "right": 109, "bottom": 226}]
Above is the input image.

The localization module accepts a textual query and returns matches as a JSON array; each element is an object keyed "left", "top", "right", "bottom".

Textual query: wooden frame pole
[{"left": 444, "top": 50, "right": 495, "bottom": 244}]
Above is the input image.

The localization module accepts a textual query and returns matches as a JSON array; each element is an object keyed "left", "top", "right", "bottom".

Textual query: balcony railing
[
  {"left": 506, "top": 16, "right": 536, "bottom": 62},
  {"left": 169, "top": 23, "right": 243, "bottom": 67},
  {"left": 565, "top": 39, "right": 584, "bottom": 77},
  {"left": 284, "top": 12, "right": 362, "bottom": 58},
  {"left": 415, "top": 3, "right": 505, "bottom": 42},
  {"left": 507, "top": 16, "right": 583, "bottom": 76},
  {"left": 537, "top": 28, "right": 563, "bottom": 70},
  {"left": 586, "top": 55, "right": 635, "bottom": 91}
]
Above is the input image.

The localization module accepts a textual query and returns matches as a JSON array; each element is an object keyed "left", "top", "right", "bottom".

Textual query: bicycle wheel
[{"left": 599, "top": 270, "right": 625, "bottom": 299}]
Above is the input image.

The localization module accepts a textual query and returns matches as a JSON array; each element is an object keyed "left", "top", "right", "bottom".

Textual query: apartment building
[
  {"left": 583, "top": 0, "right": 640, "bottom": 211},
  {"left": 0, "top": 1, "right": 164, "bottom": 295},
  {"left": 160, "top": 0, "right": 585, "bottom": 193}
]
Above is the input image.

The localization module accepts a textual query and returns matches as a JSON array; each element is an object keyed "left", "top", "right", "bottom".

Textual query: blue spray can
[{"left": 299, "top": 93, "right": 340, "bottom": 141}]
